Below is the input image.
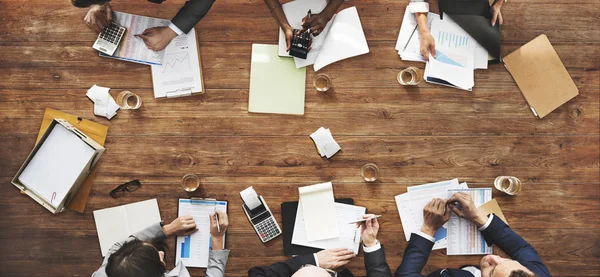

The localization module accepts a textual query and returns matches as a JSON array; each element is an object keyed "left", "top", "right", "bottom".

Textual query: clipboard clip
[
  {"left": 190, "top": 197, "right": 217, "bottom": 205},
  {"left": 166, "top": 87, "right": 194, "bottom": 98}
]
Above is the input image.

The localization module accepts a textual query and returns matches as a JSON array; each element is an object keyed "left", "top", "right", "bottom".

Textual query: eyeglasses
[
  {"left": 300, "top": 264, "right": 337, "bottom": 277},
  {"left": 110, "top": 179, "right": 141, "bottom": 198}
]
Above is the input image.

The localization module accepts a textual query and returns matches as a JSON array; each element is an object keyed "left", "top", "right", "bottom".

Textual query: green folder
[{"left": 249, "top": 44, "right": 307, "bottom": 115}]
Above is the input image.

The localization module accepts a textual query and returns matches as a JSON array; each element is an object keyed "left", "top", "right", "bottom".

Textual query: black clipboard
[
  {"left": 281, "top": 198, "right": 354, "bottom": 256},
  {"left": 439, "top": 0, "right": 501, "bottom": 63}
]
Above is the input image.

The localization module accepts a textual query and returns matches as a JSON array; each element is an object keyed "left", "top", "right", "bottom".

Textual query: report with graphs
[
  {"left": 151, "top": 27, "right": 203, "bottom": 98},
  {"left": 175, "top": 199, "right": 227, "bottom": 268}
]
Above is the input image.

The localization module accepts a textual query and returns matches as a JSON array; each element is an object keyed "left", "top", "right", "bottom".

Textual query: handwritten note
[{"left": 310, "top": 127, "right": 341, "bottom": 158}]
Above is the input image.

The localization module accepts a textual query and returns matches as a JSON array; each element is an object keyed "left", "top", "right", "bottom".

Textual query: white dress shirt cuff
[
  {"left": 408, "top": 2, "right": 429, "bottom": 13},
  {"left": 415, "top": 231, "right": 436, "bottom": 242},
  {"left": 362, "top": 241, "right": 381, "bottom": 253},
  {"left": 313, "top": 253, "right": 320, "bottom": 267},
  {"left": 168, "top": 22, "right": 184, "bottom": 36},
  {"left": 478, "top": 214, "right": 494, "bottom": 231}
]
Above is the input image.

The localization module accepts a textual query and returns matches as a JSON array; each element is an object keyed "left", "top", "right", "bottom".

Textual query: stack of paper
[
  {"left": 298, "top": 182, "right": 338, "bottom": 241},
  {"left": 395, "top": 9, "right": 436, "bottom": 62},
  {"left": 292, "top": 202, "right": 365, "bottom": 254},
  {"left": 446, "top": 188, "right": 492, "bottom": 255},
  {"left": 309, "top": 127, "right": 341, "bottom": 159},
  {"left": 395, "top": 179, "right": 468, "bottom": 250},
  {"left": 86, "top": 85, "right": 119, "bottom": 120}
]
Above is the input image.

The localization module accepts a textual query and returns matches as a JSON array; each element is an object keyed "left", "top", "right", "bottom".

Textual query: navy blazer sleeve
[
  {"left": 364, "top": 245, "right": 393, "bottom": 277},
  {"left": 395, "top": 234, "right": 434, "bottom": 277},
  {"left": 248, "top": 254, "right": 316, "bottom": 277},
  {"left": 171, "top": 0, "right": 215, "bottom": 34},
  {"left": 481, "top": 216, "right": 552, "bottom": 277}
]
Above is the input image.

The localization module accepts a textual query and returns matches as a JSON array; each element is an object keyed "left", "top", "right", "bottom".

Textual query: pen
[
  {"left": 348, "top": 215, "right": 382, "bottom": 224},
  {"left": 215, "top": 213, "right": 221, "bottom": 233},
  {"left": 306, "top": 9, "right": 312, "bottom": 34},
  {"left": 402, "top": 25, "right": 418, "bottom": 52},
  {"left": 449, "top": 201, "right": 461, "bottom": 210}
]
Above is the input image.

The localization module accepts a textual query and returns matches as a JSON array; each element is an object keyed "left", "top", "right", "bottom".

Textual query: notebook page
[
  {"left": 299, "top": 182, "right": 339, "bottom": 241},
  {"left": 94, "top": 206, "right": 130, "bottom": 256},
  {"left": 125, "top": 199, "right": 161, "bottom": 236}
]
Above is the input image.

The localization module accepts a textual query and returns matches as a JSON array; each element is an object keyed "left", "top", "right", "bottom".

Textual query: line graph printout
[{"left": 151, "top": 27, "right": 203, "bottom": 98}]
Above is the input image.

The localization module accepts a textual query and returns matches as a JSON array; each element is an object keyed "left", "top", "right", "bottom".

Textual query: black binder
[
  {"left": 281, "top": 198, "right": 354, "bottom": 256},
  {"left": 439, "top": 0, "right": 501, "bottom": 63}
]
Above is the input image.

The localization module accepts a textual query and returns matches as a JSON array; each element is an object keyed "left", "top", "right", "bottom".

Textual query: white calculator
[
  {"left": 92, "top": 22, "right": 126, "bottom": 56},
  {"left": 242, "top": 195, "right": 282, "bottom": 243}
]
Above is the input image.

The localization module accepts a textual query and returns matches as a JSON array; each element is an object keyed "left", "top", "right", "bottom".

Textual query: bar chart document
[
  {"left": 151, "top": 28, "right": 203, "bottom": 98},
  {"left": 100, "top": 12, "right": 167, "bottom": 65},
  {"left": 446, "top": 188, "right": 492, "bottom": 255},
  {"left": 176, "top": 199, "right": 227, "bottom": 268}
]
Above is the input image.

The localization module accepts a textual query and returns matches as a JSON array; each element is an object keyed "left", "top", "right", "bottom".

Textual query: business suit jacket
[
  {"left": 91, "top": 222, "right": 230, "bottom": 277},
  {"left": 395, "top": 216, "right": 552, "bottom": 277},
  {"left": 171, "top": 0, "right": 215, "bottom": 34},
  {"left": 248, "top": 245, "right": 392, "bottom": 277}
]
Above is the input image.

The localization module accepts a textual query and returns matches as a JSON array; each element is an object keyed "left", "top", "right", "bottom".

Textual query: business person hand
[
  {"left": 419, "top": 31, "right": 436, "bottom": 61},
  {"left": 137, "top": 26, "right": 177, "bottom": 51},
  {"left": 316, "top": 248, "right": 356, "bottom": 269},
  {"left": 357, "top": 214, "right": 379, "bottom": 247},
  {"left": 490, "top": 0, "right": 504, "bottom": 26},
  {"left": 282, "top": 25, "right": 294, "bottom": 52},
  {"left": 301, "top": 13, "right": 331, "bottom": 36},
  {"left": 84, "top": 2, "right": 113, "bottom": 32},
  {"left": 420, "top": 198, "right": 450, "bottom": 237},
  {"left": 210, "top": 211, "right": 228, "bottom": 250},
  {"left": 448, "top": 192, "right": 488, "bottom": 227},
  {"left": 162, "top": 216, "right": 198, "bottom": 237}
]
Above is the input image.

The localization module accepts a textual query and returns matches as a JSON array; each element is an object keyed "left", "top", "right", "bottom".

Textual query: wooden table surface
[{"left": 0, "top": 0, "right": 599, "bottom": 276}]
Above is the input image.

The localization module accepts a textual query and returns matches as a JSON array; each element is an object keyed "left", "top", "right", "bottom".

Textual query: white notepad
[
  {"left": 18, "top": 123, "right": 96, "bottom": 208},
  {"left": 176, "top": 199, "right": 227, "bottom": 268},
  {"left": 292, "top": 202, "right": 364, "bottom": 254},
  {"left": 93, "top": 199, "right": 161, "bottom": 256},
  {"left": 298, "top": 182, "right": 339, "bottom": 241},
  {"left": 248, "top": 44, "right": 306, "bottom": 115}
]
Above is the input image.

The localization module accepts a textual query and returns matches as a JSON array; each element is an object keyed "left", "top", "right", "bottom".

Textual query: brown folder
[
  {"left": 478, "top": 198, "right": 508, "bottom": 225},
  {"left": 36, "top": 108, "right": 108, "bottom": 213},
  {"left": 503, "top": 34, "right": 579, "bottom": 118}
]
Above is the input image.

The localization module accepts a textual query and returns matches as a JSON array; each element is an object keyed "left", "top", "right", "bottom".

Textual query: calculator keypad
[
  {"left": 99, "top": 23, "right": 125, "bottom": 45},
  {"left": 255, "top": 217, "right": 281, "bottom": 242}
]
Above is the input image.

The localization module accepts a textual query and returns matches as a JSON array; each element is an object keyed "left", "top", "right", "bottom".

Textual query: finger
[
  {"left": 331, "top": 248, "right": 348, "bottom": 253},
  {"left": 449, "top": 204, "right": 461, "bottom": 215},
  {"left": 185, "top": 228, "right": 199, "bottom": 235},
  {"left": 430, "top": 42, "right": 436, "bottom": 58},
  {"left": 491, "top": 11, "right": 498, "bottom": 26},
  {"left": 337, "top": 250, "right": 355, "bottom": 258},
  {"left": 106, "top": 9, "right": 113, "bottom": 23},
  {"left": 339, "top": 252, "right": 356, "bottom": 261},
  {"left": 209, "top": 213, "right": 216, "bottom": 227},
  {"left": 182, "top": 215, "right": 194, "bottom": 220},
  {"left": 498, "top": 12, "right": 504, "bottom": 25},
  {"left": 421, "top": 47, "right": 429, "bottom": 61},
  {"left": 444, "top": 207, "right": 451, "bottom": 220},
  {"left": 435, "top": 199, "right": 443, "bottom": 211},
  {"left": 286, "top": 37, "right": 291, "bottom": 52},
  {"left": 372, "top": 218, "right": 379, "bottom": 229}
]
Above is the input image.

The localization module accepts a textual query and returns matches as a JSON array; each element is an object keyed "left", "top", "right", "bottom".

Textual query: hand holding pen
[
  {"left": 209, "top": 211, "right": 228, "bottom": 250},
  {"left": 356, "top": 214, "right": 380, "bottom": 247},
  {"left": 301, "top": 8, "right": 331, "bottom": 36}
]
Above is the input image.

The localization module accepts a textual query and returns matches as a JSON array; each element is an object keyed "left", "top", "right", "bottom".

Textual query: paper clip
[{"left": 51, "top": 192, "right": 57, "bottom": 204}]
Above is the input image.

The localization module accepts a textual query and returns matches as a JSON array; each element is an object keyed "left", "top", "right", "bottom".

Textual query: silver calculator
[
  {"left": 92, "top": 22, "right": 126, "bottom": 56},
  {"left": 242, "top": 195, "right": 282, "bottom": 243}
]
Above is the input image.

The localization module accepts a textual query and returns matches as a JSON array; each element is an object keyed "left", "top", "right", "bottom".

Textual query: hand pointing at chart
[{"left": 137, "top": 26, "right": 177, "bottom": 51}]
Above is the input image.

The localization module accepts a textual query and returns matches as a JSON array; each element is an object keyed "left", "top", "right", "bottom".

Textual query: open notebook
[{"left": 278, "top": 6, "right": 369, "bottom": 71}]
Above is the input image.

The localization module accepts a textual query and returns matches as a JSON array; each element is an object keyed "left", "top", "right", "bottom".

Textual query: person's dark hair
[
  {"left": 71, "top": 0, "right": 109, "bottom": 8},
  {"left": 509, "top": 270, "right": 540, "bottom": 277},
  {"left": 105, "top": 239, "right": 167, "bottom": 277}
]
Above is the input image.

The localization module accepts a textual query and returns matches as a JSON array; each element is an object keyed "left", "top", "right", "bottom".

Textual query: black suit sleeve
[
  {"left": 248, "top": 254, "right": 316, "bottom": 277},
  {"left": 171, "top": 0, "right": 215, "bottom": 34},
  {"left": 364, "top": 245, "right": 393, "bottom": 277},
  {"left": 481, "top": 215, "right": 552, "bottom": 277},
  {"left": 394, "top": 234, "right": 434, "bottom": 277}
]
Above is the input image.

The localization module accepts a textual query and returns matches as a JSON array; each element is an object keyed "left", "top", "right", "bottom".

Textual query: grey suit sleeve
[
  {"left": 206, "top": 250, "right": 230, "bottom": 277},
  {"left": 364, "top": 245, "right": 393, "bottom": 277},
  {"left": 91, "top": 222, "right": 167, "bottom": 277},
  {"left": 171, "top": 0, "right": 216, "bottom": 34}
]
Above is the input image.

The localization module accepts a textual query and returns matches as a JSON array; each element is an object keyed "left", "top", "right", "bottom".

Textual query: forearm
[
  {"left": 322, "top": 0, "right": 344, "bottom": 19},
  {"left": 265, "top": 0, "right": 291, "bottom": 30},
  {"left": 416, "top": 13, "right": 429, "bottom": 34},
  {"left": 211, "top": 235, "right": 225, "bottom": 250}
]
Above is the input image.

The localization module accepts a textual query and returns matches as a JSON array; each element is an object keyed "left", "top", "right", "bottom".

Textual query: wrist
[
  {"left": 420, "top": 225, "right": 437, "bottom": 237},
  {"left": 363, "top": 239, "right": 377, "bottom": 247},
  {"left": 473, "top": 213, "right": 489, "bottom": 228},
  {"left": 211, "top": 236, "right": 224, "bottom": 250},
  {"left": 493, "top": 0, "right": 504, "bottom": 7},
  {"left": 162, "top": 224, "right": 174, "bottom": 237}
]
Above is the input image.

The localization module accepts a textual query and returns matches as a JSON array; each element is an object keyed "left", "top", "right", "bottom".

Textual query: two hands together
[
  {"left": 417, "top": 0, "right": 506, "bottom": 61},
  {"left": 420, "top": 192, "right": 489, "bottom": 237},
  {"left": 282, "top": 12, "right": 331, "bottom": 52},
  {"left": 162, "top": 211, "right": 229, "bottom": 250},
  {"left": 84, "top": 2, "right": 176, "bottom": 51}
]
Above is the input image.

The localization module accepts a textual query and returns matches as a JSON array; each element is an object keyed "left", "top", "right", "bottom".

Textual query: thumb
[
  {"left": 449, "top": 204, "right": 461, "bottom": 215},
  {"left": 491, "top": 11, "right": 498, "bottom": 26},
  {"left": 444, "top": 207, "right": 451, "bottom": 221},
  {"left": 430, "top": 43, "right": 436, "bottom": 58}
]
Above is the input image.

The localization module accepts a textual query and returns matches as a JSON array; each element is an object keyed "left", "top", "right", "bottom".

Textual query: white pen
[
  {"left": 215, "top": 213, "right": 221, "bottom": 233},
  {"left": 348, "top": 215, "right": 382, "bottom": 224}
]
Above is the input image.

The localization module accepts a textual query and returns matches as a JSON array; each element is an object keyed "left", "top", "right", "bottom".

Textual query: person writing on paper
[
  {"left": 408, "top": 0, "right": 506, "bottom": 60},
  {"left": 264, "top": 0, "right": 345, "bottom": 51},
  {"left": 71, "top": 0, "right": 215, "bottom": 51},
  {"left": 248, "top": 248, "right": 356, "bottom": 277},
  {"left": 92, "top": 212, "right": 230, "bottom": 277},
  {"left": 395, "top": 195, "right": 551, "bottom": 277}
]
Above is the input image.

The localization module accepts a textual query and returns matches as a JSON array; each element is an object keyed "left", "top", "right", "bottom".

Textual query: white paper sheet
[
  {"left": 292, "top": 202, "right": 364, "bottom": 254},
  {"left": 447, "top": 188, "right": 493, "bottom": 255},
  {"left": 299, "top": 182, "right": 339, "bottom": 241},
  {"left": 240, "top": 186, "right": 262, "bottom": 210},
  {"left": 93, "top": 199, "right": 161, "bottom": 256},
  {"left": 19, "top": 123, "right": 96, "bottom": 208},
  {"left": 176, "top": 199, "right": 227, "bottom": 268},
  {"left": 314, "top": 6, "right": 369, "bottom": 71},
  {"left": 151, "top": 27, "right": 202, "bottom": 98},
  {"left": 310, "top": 127, "right": 341, "bottom": 158},
  {"left": 395, "top": 179, "right": 467, "bottom": 250}
]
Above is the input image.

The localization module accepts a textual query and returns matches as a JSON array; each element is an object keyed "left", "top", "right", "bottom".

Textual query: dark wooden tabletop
[{"left": 0, "top": 0, "right": 599, "bottom": 276}]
